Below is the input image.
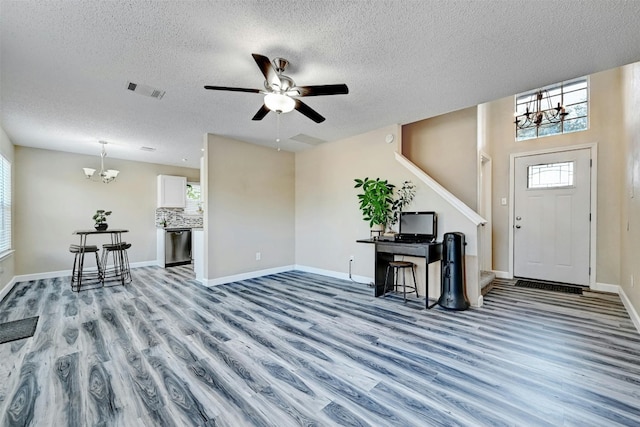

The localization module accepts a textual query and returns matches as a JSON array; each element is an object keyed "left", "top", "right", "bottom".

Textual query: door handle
[{"left": 515, "top": 225, "right": 521, "bottom": 229}]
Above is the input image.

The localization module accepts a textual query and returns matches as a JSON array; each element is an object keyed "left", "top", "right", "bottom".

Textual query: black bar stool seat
[{"left": 384, "top": 260, "right": 418, "bottom": 302}]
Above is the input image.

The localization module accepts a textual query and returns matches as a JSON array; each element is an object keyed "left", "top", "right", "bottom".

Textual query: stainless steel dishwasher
[{"left": 165, "top": 228, "right": 192, "bottom": 267}]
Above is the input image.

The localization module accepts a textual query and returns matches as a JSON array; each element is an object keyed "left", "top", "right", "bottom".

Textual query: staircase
[{"left": 480, "top": 270, "right": 496, "bottom": 295}]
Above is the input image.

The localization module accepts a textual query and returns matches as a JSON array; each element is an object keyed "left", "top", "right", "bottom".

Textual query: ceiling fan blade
[
  {"left": 252, "top": 53, "right": 281, "bottom": 88},
  {"left": 293, "top": 84, "right": 349, "bottom": 97},
  {"left": 252, "top": 104, "right": 270, "bottom": 121},
  {"left": 204, "top": 85, "right": 261, "bottom": 93},
  {"left": 294, "top": 99, "right": 325, "bottom": 123}
]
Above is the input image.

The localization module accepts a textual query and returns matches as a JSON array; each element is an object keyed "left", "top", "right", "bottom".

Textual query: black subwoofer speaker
[{"left": 437, "top": 232, "right": 470, "bottom": 310}]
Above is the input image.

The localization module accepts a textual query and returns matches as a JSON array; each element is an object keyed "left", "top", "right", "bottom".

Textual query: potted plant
[
  {"left": 390, "top": 180, "right": 416, "bottom": 230},
  {"left": 354, "top": 177, "right": 395, "bottom": 232},
  {"left": 93, "top": 209, "right": 112, "bottom": 231}
]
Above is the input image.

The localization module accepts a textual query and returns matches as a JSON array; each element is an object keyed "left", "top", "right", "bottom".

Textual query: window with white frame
[
  {"left": 0, "top": 154, "right": 11, "bottom": 254},
  {"left": 185, "top": 182, "right": 202, "bottom": 214},
  {"left": 515, "top": 78, "right": 589, "bottom": 141}
]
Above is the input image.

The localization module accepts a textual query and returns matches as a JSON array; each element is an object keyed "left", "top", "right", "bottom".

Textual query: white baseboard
[
  {"left": 591, "top": 282, "right": 620, "bottom": 293},
  {"left": 0, "top": 277, "right": 17, "bottom": 302},
  {"left": 491, "top": 270, "right": 511, "bottom": 279},
  {"left": 476, "top": 295, "right": 484, "bottom": 308},
  {"left": 202, "top": 265, "right": 296, "bottom": 287},
  {"left": 294, "top": 264, "right": 373, "bottom": 285},
  {"left": 619, "top": 286, "right": 640, "bottom": 335}
]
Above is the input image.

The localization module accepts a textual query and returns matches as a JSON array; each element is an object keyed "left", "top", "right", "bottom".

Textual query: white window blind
[{"left": 0, "top": 154, "right": 11, "bottom": 254}]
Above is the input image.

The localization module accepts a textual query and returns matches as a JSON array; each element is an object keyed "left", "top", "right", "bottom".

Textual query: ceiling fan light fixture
[{"left": 264, "top": 93, "right": 295, "bottom": 113}]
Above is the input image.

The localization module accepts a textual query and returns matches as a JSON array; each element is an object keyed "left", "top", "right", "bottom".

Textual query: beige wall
[
  {"left": 483, "top": 67, "right": 624, "bottom": 286},
  {"left": 204, "top": 134, "right": 295, "bottom": 280},
  {"left": 295, "top": 124, "right": 481, "bottom": 304},
  {"left": 403, "top": 106, "right": 478, "bottom": 210},
  {"left": 621, "top": 62, "right": 640, "bottom": 316},
  {"left": 0, "top": 127, "right": 15, "bottom": 294},
  {"left": 14, "top": 146, "right": 198, "bottom": 275}
]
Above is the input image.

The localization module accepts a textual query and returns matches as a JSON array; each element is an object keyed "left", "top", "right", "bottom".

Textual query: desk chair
[
  {"left": 69, "top": 244, "right": 102, "bottom": 292},
  {"left": 384, "top": 261, "right": 418, "bottom": 302}
]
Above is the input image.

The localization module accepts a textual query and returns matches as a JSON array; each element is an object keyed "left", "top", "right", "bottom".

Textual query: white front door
[{"left": 513, "top": 148, "right": 591, "bottom": 285}]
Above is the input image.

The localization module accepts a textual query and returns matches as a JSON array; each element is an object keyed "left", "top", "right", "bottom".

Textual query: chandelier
[
  {"left": 514, "top": 89, "right": 569, "bottom": 129},
  {"left": 83, "top": 141, "right": 120, "bottom": 183}
]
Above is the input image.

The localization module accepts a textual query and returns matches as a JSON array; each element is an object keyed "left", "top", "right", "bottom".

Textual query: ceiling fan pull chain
[{"left": 276, "top": 112, "right": 281, "bottom": 152}]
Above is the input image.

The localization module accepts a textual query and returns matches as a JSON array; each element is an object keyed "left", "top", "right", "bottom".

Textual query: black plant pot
[{"left": 95, "top": 223, "right": 108, "bottom": 231}]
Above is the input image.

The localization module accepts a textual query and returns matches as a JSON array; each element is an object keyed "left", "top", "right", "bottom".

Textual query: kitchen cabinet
[{"left": 157, "top": 175, "right": 186, "bottom": 208}]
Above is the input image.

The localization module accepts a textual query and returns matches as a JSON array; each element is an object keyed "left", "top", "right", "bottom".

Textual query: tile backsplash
[{"left": 156, "top": 208, "right": 203, "bottom": 228}]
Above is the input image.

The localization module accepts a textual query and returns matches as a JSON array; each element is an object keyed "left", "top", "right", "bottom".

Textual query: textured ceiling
[{"left": 2, "top": 1, "right": 640, "bottom": 169}]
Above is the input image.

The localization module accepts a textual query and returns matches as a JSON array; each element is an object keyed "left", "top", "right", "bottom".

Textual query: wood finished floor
[{"left": 1, "top": 268, "right": 639, "bottom": 426}]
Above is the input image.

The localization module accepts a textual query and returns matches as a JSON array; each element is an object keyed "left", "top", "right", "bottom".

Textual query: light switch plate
[{"left": 501, "top": 197, "right": 507, "bottom": 206}]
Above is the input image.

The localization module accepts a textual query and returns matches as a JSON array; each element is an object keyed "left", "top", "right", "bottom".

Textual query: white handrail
[{"left": 395, "top": 152, "right": 487, "bottom": 226}]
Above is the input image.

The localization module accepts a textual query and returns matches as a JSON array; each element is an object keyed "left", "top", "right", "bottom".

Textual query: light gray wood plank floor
[{"left": 1, "top": 268, "right": 639, "bottom": 426}]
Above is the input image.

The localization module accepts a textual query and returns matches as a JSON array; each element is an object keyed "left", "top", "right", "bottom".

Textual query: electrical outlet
[
  {"left": 350, "top": 255, "right": 355, "bottom": 262},
  {"left": 256, "top": 252, "right": 261, "bottom": 261}
]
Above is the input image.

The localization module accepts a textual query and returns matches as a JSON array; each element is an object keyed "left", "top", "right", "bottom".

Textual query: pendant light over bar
[{"left": 83, "top": 141, "right": 120, "bottom": 183}]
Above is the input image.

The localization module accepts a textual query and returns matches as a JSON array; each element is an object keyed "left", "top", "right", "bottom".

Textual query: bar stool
[
  {"left": 69, "top": 244, "right": 102, "bottom": 292},
  {"left": 101, "top": 242, "right": 132, "bottom": 286},
  {"left": 384, "top": 261, "right": 418, "bottom": 302}
]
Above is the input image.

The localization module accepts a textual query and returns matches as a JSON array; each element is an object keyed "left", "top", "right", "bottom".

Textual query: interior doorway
[{"left": 510, "top": 146, "right": 595, "bottom": 286}]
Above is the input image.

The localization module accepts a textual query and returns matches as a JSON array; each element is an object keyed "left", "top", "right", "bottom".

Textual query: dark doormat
[
  {"left": 0, "top": 316, "right": 39, "bottom": 345},
  {"left": 515, "top": 280, "right": 583, "bottom": 294}
]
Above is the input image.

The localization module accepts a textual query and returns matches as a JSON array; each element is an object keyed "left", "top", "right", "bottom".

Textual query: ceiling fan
[{"left": 204, "top": 53, "right": 349, "bottom": 123}]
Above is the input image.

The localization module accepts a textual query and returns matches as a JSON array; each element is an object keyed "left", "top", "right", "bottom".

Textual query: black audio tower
[{"left": 437, "top": 232, "right": 470, "bottom": 310}]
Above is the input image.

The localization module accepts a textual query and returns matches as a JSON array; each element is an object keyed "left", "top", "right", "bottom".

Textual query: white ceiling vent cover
[
  {"left": 126, "top": 82, "right": 165, "bottom": 99},
  {"left": 290, "top": 134, "right": 326, "bottom": 146}
]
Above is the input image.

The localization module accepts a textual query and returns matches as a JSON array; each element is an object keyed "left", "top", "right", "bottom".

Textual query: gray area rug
[
  {"left": 0, "top": 316, "right": 39, "bottom": 344},
  {"left": 515, "top": 280, "right": 583, "bottom": 294}
]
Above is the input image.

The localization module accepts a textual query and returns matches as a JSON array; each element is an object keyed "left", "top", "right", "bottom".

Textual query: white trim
[
  {"left": 202, "top": 265, "right": 295, "bottom": 287},
  {"left": 591, "top": 282, "right": 619, "bottom": 294},
  {"left": 509, "top": 143, "right": 598, "bottom": 287},
  {"left": 619, "top": 286, "right": 640, "bottom": 335},
  {"left": 394, "top": 152, "right": 487, "bottom": 226},
  {"left": 0, "top": 249, "right": 15, "bottom": 262},
  {"left": 476, "top": 295, "right": 484, "bottom": 308},
  {"left": 295, "top": 264, "right": 374, "bottom": 284},
  {"left": 0, "top": 277, "right": 16, "bottom": 302},
  {"left": 491, "top": 270, "right": 512, "bottom": 279}
]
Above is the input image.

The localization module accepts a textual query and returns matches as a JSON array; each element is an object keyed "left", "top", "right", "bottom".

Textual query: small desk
[
  {"left": 357, "top": 238, "right": 443, "bottom": 309},
  {"left": 73, "top": 229, "right": 129, "bottom": 287}
]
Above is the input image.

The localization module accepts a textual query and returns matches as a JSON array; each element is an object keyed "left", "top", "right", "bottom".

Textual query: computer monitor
[{"left": 399, "top": 211, "right": 437, "bottom": 242}]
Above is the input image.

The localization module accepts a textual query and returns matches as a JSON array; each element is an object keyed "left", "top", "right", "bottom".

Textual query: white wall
[{"left": 204, "top": 134, "right": 295, "bottom": 283}]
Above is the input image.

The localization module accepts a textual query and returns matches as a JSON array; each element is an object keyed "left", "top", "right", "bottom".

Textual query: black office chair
[{"left": 383, "top": 261, "right": 418, "bottom": 302}]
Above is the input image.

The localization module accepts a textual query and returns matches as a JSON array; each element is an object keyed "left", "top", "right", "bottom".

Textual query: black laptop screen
[{"left": 399, "top": 211, "right": 437, "bottom": 238}]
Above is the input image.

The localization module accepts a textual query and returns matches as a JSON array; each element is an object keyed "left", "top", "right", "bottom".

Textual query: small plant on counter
[{"left": 93, "top": 209, "right": 112, "bottom": 230}]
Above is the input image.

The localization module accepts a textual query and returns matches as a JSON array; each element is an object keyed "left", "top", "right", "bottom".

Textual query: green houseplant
[
  {"left": 390, "top": 180, "right": 416, "bottom": 228},
  {"left": 354, "top": 177, "right": 395, "bottom": 229},
  {"left": 93, "top": 209, "right": 112, "bottom": 231}
]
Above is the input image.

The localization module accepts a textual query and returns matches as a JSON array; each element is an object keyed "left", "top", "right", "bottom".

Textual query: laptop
[{"left": 396, "top": 211, "right": 437, "bottom": 243}]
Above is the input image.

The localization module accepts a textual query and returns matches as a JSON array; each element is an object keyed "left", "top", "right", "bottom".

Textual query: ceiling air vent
[
  {"left": 126, "top": 81, "right": 165, "bottom": 100},
  {"left": 290, "top": 133, "right": 326, "bottom": 146}
]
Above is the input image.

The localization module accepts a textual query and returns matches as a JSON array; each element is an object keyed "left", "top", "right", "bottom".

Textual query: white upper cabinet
[{"left": 157, "top": 175, "right": 186, "bottom": 208}]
